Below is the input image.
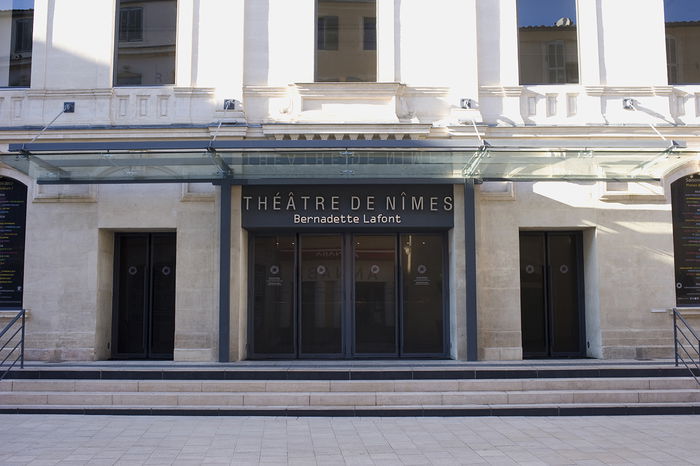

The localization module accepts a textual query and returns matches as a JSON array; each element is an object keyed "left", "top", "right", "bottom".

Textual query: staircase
[{"left": 1, "top": 363, "right": 699, "bottom": 416}]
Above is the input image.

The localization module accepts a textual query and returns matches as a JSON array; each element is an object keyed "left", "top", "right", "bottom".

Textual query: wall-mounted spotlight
[
  {"left": 622, "top": 98, "right": 637, "bottom": 110},
  {"left": 671, "top": 139, "right": 687, "bottom": 149},
  {"left": 223, "top": 99, "right": 239, "bottom": 110},
  {"left": 460, "top": 98, "right": 478, "bottom": 110},
  {"left": 23, "top": 102, "right": 76, "bottom": 146}
]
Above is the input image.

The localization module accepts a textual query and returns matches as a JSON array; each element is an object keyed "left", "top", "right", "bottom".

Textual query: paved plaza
[{"left": 1, "top": 415, "right": 700, "bottom": 465}]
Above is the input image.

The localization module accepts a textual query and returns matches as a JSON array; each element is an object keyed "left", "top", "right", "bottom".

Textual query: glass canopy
[{"left": 0, "top": 144, "right": 694, "bottom": 184}]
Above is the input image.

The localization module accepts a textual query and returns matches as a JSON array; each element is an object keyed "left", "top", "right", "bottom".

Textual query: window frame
[
  {"left": 317, "top": 15, "right": 339, "bottom": 51},
  {"left": 113, "top": 0, "right": 177, "bottom": 87},
  {"left": 13, "top": 17, "right": 33, "bottom": 54},
  {"left": 118, "top": 6, "right": 144, "bottom": 43},
  {"left": 362, "top": 16, "right": 376, "bottom": 51},
  {"left": 516, "top": 0, "right": 581, "bottom": 85}
]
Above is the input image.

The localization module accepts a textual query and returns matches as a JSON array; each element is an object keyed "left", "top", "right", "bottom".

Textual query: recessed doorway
[
  {"left": 519, "top": 231, "right": 585, "bottom": 358},
  {"left": 112, "top": 232, "right": 176, "bottom": 359},
  {"left": 249, "top": 233, "right": 447, "bottom": 359}
]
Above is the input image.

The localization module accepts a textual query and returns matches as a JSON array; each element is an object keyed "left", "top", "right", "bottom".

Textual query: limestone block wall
[
  {"left": 476, "top": 181, "right": 676, "bottom": 360},
  {"left": 23, "top": 182, "right": 218, "bottom": 361}
]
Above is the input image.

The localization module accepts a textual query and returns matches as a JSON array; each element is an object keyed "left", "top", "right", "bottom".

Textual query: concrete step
[
  {"left": 2, "top": 388, "right": 700, "bottom": 407},
  {"left": 3, "top": 363, "right": 698, "bottom": 416},
  {"left": 2, "top": 403, "right": 700, "bottom": 417},
  {"left": 2, "top": 377, "right": 698, "bottom": 393},
  {"left": 7, "top": 365, "right": 697, "bottom": 382}
]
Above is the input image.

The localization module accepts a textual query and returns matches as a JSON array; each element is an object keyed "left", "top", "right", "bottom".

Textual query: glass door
[
  {"left": 401, "top": 234, "right": 446, "bottom": 355},
  {"left": 354, "top": 235, "right": 397, "bottom": 355},
  {"left": 299, "top": 234, "right": 344, "bottom": 356},
  {"left": 249, "top": 232, "right": 448, "bottom": 359},
  {"left": 251, "top": 235, "right": 296, "bottom": 357}
]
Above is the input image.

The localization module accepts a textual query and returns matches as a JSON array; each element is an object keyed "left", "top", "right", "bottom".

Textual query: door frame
[{"left": 520, "top": 230, "right": 586, "bottom": 359}]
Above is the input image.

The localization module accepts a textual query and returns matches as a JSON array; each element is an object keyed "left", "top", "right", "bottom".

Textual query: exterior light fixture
[
  {"left": 223, "top": 99, "right": 239, "bottom": 110},
  {"left": 622, "top": 98, "right": 637, "bottom": 110},
  {"left": 460, "top": 98, "right": 478, "bottom": 110}
]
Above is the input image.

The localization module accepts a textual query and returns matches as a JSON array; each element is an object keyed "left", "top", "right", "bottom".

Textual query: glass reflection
[
  {"left": 300, "top": 235, "right": 343, "bottom": 355},
  {"left": 354, "top": 235, "right": 396, "bottom": 354},
  {"left": 401, "top": 234, "right": 444, "bottom": 354},
  {"left": 252, "top": 236, "right": 295, "bottom": 355},
  {"left": 115, "top": 0, "right": 176, "bottom": 86},
  {"left": 518, "top": 0, "right": 579, "bottom": 84},
  {"left": 0, "top": 0, "right": 34, "bottom": 87},
  {"left": 665, "top": 0, "right": 700, "bottom": 84},
  {"left": 316, "top": 0, "right": 376, "bottom": 82}
]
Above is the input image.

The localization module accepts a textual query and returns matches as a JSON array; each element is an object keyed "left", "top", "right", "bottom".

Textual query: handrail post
[
  {"left": 673, "top": 308, "right": 679, "bottom": 367},
  {"left": 20, "top": 309, "right": 25, "bottom": 369}
]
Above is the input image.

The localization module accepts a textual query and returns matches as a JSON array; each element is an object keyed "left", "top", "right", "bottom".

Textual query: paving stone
[{"left": 2, "top": 414, "right": 700, "bottom": 464}]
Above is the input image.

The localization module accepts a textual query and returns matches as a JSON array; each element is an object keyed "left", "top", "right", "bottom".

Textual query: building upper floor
[{"left": 1, "top": 0, "right": 699, "bottom": 133}]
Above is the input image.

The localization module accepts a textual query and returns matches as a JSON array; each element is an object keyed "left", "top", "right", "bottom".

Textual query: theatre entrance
[
  {"left": 112, "top": 233, "right": 176, "bottom": 359},
  {"left": 249, "top": 233, "right": 447, "bottom": 359},
  {"left": 519, "top": 231, "right": 585, "bottom": 358}
]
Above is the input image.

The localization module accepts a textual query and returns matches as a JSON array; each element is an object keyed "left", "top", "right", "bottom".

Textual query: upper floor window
[
  {"left": 517, "top": 0, "right": 579, "bottom": 85},
  {"left": 317, "top": 15, "right": 339, "bottom": 50},
  {"left": 119, "top": 7, "right": 143, "bottom": 43},
  {"left": 114, "top": 0, "right": 176, "bottom": 86},
  {"left": 0, "top": 0, "right": 34, "bottom": 87},
  {"left": 363, "top": 16, "right": 376, "bottom": 51},
  {"left": 664, "top": 0, "right": 700, "bottom": 84},
  {"left": 315, "top": 0, "right": 376, "bottom": 82}
]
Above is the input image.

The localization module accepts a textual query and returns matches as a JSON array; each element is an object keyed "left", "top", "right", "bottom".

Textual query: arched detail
[
  {"left": 0, "top": 166, "right": 33, "bottom": 189},
  {"left": 661, "top": 158, "right": 700, "bottom": 201}
]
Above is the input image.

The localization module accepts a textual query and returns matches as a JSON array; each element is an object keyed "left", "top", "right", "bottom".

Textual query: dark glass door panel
[
  {"left": 519, "top": 231, "right": 584, "bottom": 358},
  {"left": 401, "top": 234, "right": 445, "bottom": 354},
  {"left": 519, "top": 233, "right": 548, "bottom": 357},
  {"left": 252, "top": 236, "right": 296, "bottom": 356},
  {"left": 115, "top": 234, "right": 148, "bottom": 357},
  {"left": 113, "top": 232, "right": 176, "bottom": 359},
  {"left": 354, "top": 235, "right": 397, "bottom": 354},
  {"left": 300, "top": 235, "right": 343, "bottom": 355},
  {"left": 548, "top": 234, "right": 581, "bottom": 355},
  {"left": 149, "top": 233, "right": 176, "bottom": 357}
]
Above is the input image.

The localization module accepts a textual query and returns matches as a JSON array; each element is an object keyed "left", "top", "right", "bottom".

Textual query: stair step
[
  {"left": 3, "top": 377, "right": 699, "bottom": 392},
  {"left": 7, "top": 366, "right": 696, "bottom": 381},
  {"left": 2, "top": 403, "right": 700, "bottom": 416},
  {"left": 3, "top": 389, "right": 699, "bottom": 406}
]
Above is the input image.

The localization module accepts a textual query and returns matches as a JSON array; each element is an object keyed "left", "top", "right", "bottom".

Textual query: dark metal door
[
  {"left": 112, "top": 232, "right": 176, "bottom": 359},
  {"left": 249, "top": 232, "right": 448, "bottom": 359},
  {"left": 519, "top": 231, "right": 585, "bottom": 358}
]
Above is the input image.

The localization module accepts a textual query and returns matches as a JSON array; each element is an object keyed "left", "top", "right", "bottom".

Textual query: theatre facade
[{"left": 1, "top": 0, "right": 700, "bottom": 363}]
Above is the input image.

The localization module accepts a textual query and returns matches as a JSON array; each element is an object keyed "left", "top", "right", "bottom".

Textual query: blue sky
[
  {"left": 665, "top": 0, "right": 700, "bottom": 22},
  {"left": 518, "top": 0, "right": 577, "bottom": 27},
  {"left": 1, "top": 0, "right": 34, "bottom": 10}
]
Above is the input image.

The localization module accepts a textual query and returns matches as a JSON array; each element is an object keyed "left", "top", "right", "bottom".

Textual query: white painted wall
[
  {"left": 1, "top": 0, "right": 699, "bottom": 127},
  {"left": 43, "top": 0, "right": 114, "bottom": 89},
  {"left": 597, "top": 0, "right": 667, "bottom": 86}
]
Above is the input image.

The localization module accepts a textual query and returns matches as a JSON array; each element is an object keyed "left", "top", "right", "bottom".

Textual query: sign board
[
  {"left": 672, "top": 174, "right": 700, "bottom": 306},
  {"left": 0, "top": 178, "right": 27, "bottom": 308},
  {"left": 242, "top": 185, "right": 454, "bottom": 229}
]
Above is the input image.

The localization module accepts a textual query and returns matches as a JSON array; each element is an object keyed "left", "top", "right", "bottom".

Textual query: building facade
[{"left": 0, "top": 0, "right": 699, "bottom": 362}]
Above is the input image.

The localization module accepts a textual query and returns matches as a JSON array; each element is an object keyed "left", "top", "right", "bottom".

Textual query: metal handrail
[
  {"left": 673, "top": 308, "right": 700, "bottom": 384},
  {"left": 0, "top": 309, "right": 25, "bottom": 381}
]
